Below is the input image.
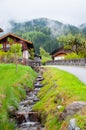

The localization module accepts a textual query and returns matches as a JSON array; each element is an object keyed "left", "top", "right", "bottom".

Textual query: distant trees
[
  {"left": 14, "top": 27, "right": 59, "bottom": 54},
  {"left": 11, "top": 18, "right": 86, "bottom": 55},
  {"left": 65, "top": 52, "right": 81, "bottom": 59},
  {"left": 58, "top": 33, "right": 86, "bottom": 58},
  {"left": 40, "top": 47, "right": 52, "bottom": 64}
]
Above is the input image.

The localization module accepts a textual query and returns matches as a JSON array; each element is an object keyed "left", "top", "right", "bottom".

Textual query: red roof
[{"left": 0, "top": 33, "right": 32, "bottom": 44}]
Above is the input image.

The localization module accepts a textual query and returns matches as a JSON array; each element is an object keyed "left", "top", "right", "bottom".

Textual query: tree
[
  {"left": 15, "top": 28, "right": 59, "bottom": 54},
  {"left": 28, "top": 48, "right": 34, "bottom": 60},
  {"left": 57, "top": 33, "right": 86, "bottom": 58},
  {"left": 0, "top": 45, "right": 10, "bottom": 63},
  {"left": 7, "top": 38, "right": 22, "bottom": 71},
  {"left": 65, "top": 52, "right": 81, "bottom": 59},
  {"left": 40, "top": 47, "right": 52, "bottom": 65}
]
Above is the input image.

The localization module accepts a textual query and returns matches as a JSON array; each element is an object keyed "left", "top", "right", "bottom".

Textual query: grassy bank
[
  {"left": 33, "top": 67, "right": 86, "bottom": 130},
  {"left": 0, "top": 63, "right": 37, "bottom": 130}
]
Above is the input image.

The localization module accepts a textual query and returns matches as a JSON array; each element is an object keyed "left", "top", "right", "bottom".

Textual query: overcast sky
[{"left": 0, "top": 0, "right": 86, "bottom": 30}]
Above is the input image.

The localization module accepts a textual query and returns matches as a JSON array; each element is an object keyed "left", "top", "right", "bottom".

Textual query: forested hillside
[{"left": 10, "top": 18, "right": 85, "bottom": 54}]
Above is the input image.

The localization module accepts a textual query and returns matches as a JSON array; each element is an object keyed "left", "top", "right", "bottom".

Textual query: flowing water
[{"left": 14, "top": 74, "right": 44, "bottom": 130}]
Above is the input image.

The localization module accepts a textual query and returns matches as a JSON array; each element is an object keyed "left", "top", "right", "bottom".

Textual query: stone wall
[{"left": 46, "top": 58, "right": 86, "bottom": 66}]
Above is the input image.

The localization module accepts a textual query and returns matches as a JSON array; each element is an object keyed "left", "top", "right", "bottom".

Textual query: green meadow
[
  {"left": 0, "top": 63, "right": 37, "bottom": 130},
  {"left": 0, "top": 64, "right": 86, "bottom": 130},
  {"left": 33, "top": 67, "right": 86, "bottom": 130}
]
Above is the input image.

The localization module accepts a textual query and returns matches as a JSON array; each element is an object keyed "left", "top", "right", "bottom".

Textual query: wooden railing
[{"left": 46, "top": 58, "right": 86, "bottom": 66}]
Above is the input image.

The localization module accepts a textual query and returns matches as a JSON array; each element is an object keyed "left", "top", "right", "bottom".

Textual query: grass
[
  {"left": 33, "top": 67, "right": 86, "bottom": 130},
  {"left": 0, "top": 63, "right": 37, "bottom": 130}
]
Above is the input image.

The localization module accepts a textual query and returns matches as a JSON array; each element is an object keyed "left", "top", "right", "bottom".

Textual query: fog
[{"left": 0, "top": 0, "right": 86, "bottom": 31}]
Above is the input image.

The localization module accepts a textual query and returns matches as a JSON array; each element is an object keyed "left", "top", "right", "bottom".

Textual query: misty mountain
[
  {"left": 10, "top": 18, "right": 85, "bottom": 54},
  {"left": 79, "top": 23, "right": 86, "bottom": 35}
]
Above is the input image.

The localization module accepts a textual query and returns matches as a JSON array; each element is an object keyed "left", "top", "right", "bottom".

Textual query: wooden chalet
[
  {"left": 0, "top": 33, "right": 34, "bottom": 61},
  {"left": 51, "top": 46, "right": 72, "bottom": 60}
]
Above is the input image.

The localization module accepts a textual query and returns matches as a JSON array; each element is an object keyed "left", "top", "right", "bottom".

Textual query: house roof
[
  {"left": 0, "top": 28, "right": 3, "bottom": 32},
  {"left": 52, "top": 52, "right": 67, "bottom": 58},
  {"left": 51, "top": 46, "right": 64, "bottom": 55},
  {"left": 51, "top": 46, "right": 73, "bottom": 58},
  {"left": 0, "top": 33, "right": 32, "bottom": 44}
]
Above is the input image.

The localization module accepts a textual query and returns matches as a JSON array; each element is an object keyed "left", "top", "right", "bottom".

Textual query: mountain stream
[{"left": 14, "top": 74, "right": 44, "bottom": 130}]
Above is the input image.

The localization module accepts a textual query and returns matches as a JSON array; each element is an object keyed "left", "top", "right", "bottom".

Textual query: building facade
[{"left": 0, "top": 33, "right": 34, "bottom": 60}]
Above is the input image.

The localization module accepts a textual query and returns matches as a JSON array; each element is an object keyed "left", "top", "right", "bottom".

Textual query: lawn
[
  {"left": 33, "top": 67, "right": 86, "bottom": 130},
  {"left": 0, "top": 63, "right": 37, "bottom": 130}
]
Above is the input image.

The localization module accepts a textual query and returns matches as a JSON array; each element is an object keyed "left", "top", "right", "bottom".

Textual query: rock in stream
[{"left": 13, "top": 74, "right": 44, "bottom": 130}]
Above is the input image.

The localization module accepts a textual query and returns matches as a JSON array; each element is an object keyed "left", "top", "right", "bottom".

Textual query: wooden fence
[{"left": 46, "top": 58, "right": 86, "bottom": 66}]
